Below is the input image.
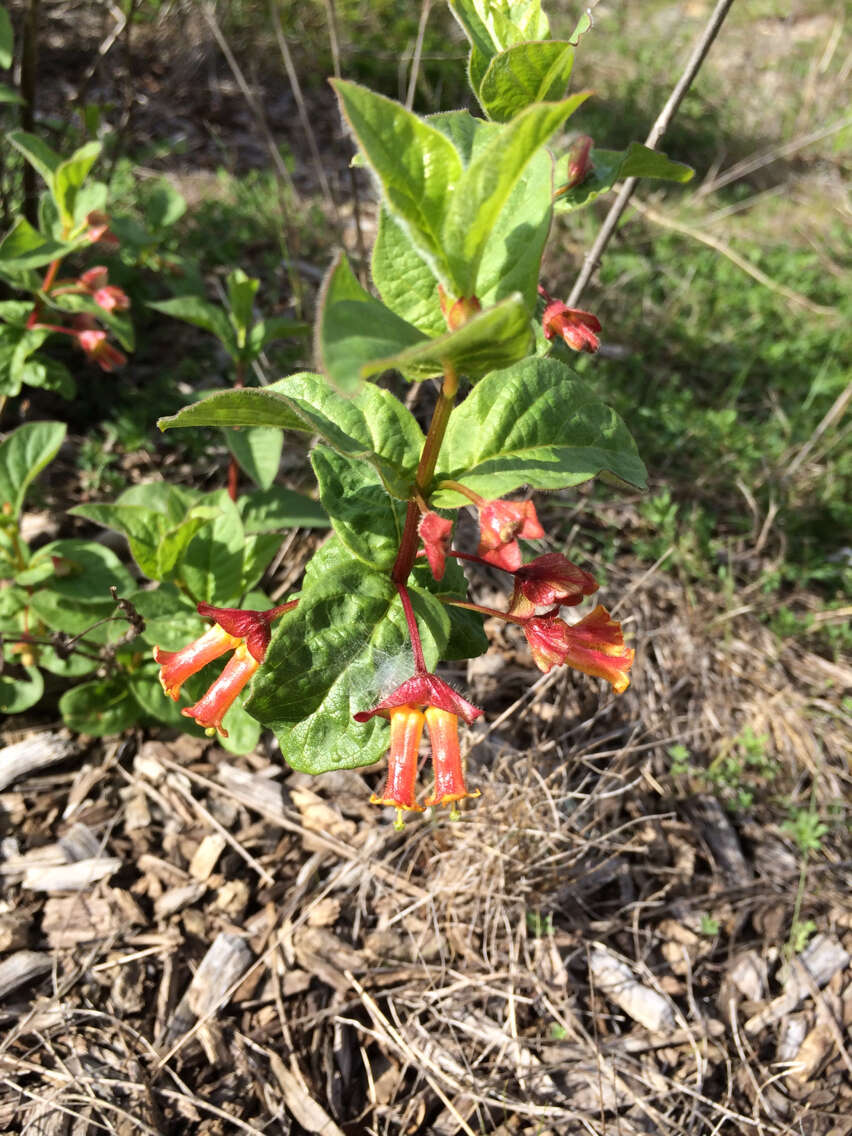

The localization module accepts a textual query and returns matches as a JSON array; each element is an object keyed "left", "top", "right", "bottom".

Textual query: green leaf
[
  {"left": 60, "top": 674, "right": 139, "bottom": 736},
  {"left": 0, "top": 300, "right": 34, "bottom": 326},
  {"left": 364, "top": 292, "right": 533, "bottom": 383},
  {"left": 0, "top": 665, "right": 44, "bottom": 714},
  {"left": 248, "top": 315, "right": 310, "bottom": 353},
  {"left": 34, "top": 539, "right": 135, "bottom": 605},
  {"left": 144, "top": 181, "right": 187, "bottom": 229},
  {"left": 479, "top": 40, "right": 575, "bottom": 122},
  {"left": 117, "top": 481, "right": 200, "bottom": 523},
  {"left": 246, "top": 557, "right": 448, "bottom": 774},
  {"left": 53, "top": 140, "right": 101, "bottom": 228},
  {"left": 450, "top": 0, "right": 550, "bottom": 97},
  {"left": 6, "top": 130, "right": 60, "bottom": 190},
  {"left": 316, "top": 251, "right": 428, "bottom": 391},
  {"left": 433, "top": 356, "right": 647, "bottom": 503},
  {"left": 223, "top": 425, "right": 283, "bottom": 490},
  {"left": 442, "top": 93, "right": 590, "bottom": 294},
  {"left": 0, "top": 420, "right": 65, "bottom": 519},
  {"left": 159, "top": 372, "right": 424, "bottom": 500},
  {"left": 180, "top": 491, "right": 245, "bottom": 605},
  {"left": 239, "top": 487, "right": 329, "bottom": 532},
  {"left": 132, "top": 584, "right": 205, "bottom": 650},
  {"left": 226, "top": 268, "right": 259, "bottom": 350},
  {"left": 148, "top": 294, "right": 237, "bottom": 356},
  {"left": 218, "top": 697, "right": 263, "bottom": 755},
  {"left": 0, "top": 216, "right": 72, "bottom": 270},
  {"left": 554, "top": 141, "right": 694, "bottom": 211},
  {"left": 0, "top": 6, "right": 13, "bottom": 69},
  {"left": 0, "top": 85, "right": 24, "bottom": 106},
  {"left": 332, "top": 78, "right": 462, "bottom": 286},
  {"left": 372, "top": 207, "right": 446, "bottom": 336},
  {"left": 70, "top": 502, "right": 213, "bottom": 582},
  {"left": 312, "top": 447, "right": 406, "bottom": 570},
  {"left": 240, "top": 531, "right": 282, "bottom": 594}
]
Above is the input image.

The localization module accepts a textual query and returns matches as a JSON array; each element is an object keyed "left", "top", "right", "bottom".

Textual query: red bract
[
  {"left": 84, "top": 211, "right": 120, "bottom": 249},
  {"left": 523, "top": 604, "right": 635, "bottom": 692},
  {"left": 542, "top": 300, "right": 601, "bottom": 354},
  {"left": 418, "top": 511, "right": 453, "bottom": 581},
  {"left": 438, "top": 285, "right": 481, "bottom": 330},
  {"left": 560, "top": 134, "right": 594, "bottom": 191},
  {"left": 509, "top": 552, "right": 598, "bottom": 617},
  {"left": 354, "top": 671, "right": 481, "bottom": 725},
  {"left": 78, "top": 267, "right": 131, "bottom": 313},
  {"left": 477, "top": 498, "right": 544, "bottom": 571},
  {"left": 154, "top": 602, "right": 291, "bottom": 737}
]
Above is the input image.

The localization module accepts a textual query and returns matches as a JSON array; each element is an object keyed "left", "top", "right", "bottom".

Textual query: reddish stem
[
  {"left": 391, "top": 362, "right": 460, "bottom": 585},
  {"left": 395, "top": 581, "right": 426, "bottom": 674},
  {"left": 27, "top": 257, "right": 63, "bottom": 328},
  {"left": 445, "top": 598, "right": 526, "bottom": 627},
  {"left": 267, "top": 600, "right": 299, "bottom": 619},
  {"left": 435, "top": 479, "right": 485, "bottom": 507}
]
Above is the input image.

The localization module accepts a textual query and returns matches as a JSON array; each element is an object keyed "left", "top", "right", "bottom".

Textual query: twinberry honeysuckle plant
[{"left": 152, "top": 0, "right": 693, "bottom": 822}]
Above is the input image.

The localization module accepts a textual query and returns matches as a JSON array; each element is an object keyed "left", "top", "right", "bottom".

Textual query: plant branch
[{"left": 567, "top": 0, "right": 736, "bottom": 307}]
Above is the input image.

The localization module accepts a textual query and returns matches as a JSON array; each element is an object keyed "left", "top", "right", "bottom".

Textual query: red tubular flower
[
  {"left": 79, "top": 267, "right": 130, "bottom": 313},
  {"left": 424, "top": 707, "right": 479, "bottom": 817},
  {"left": 73, "top": 315, "right": 127, "bottom": 372},
  {"left": 355, "top": 672, "right": 482, "bottom": 821},
  {"left": 509, "top": 552, "right": 599, "bottom": 617},
  {"left": 418, "top": 511, "right": 453, "bottom": 581},
  {"left": 180, "top": 643, "right": 259, "bottom": 736},
  {"left": 542, "top": 300, "right": 601, "bottom": 354},
  {"left": 154, "top": 601, "right": 293, "bottom": 737},
  {"left": 523, "top": 604, "right": 635, "bottom": 692},
  {"left": 154, "top": 624, "right": 242, "bottom": 700},
  {"left": 370, "top": 706, "right": 425, "bottom": 828},
  {"left": 477, "top": 498, "right": 544, "bottom": 571}
]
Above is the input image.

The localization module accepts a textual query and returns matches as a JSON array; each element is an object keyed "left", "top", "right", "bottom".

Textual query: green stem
[{"left": 391, "top": 362, "right": 459, "bottom": 585}]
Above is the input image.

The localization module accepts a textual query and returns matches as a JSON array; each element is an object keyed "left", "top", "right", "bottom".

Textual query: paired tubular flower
[
  {"left": 542, "top": 300, "right": 601, "bottom": 354},
  {"left": 73, "top": 315, "right": 127, "bottom": 372},
  {"left": 153, "top": 601, "right": 293, "bottom": 737},
  {"left": 354, "top": 672, "right": 482, "bottom": 826},
  {"left": 523, "top": 604, "right": 635, "bottom": 692},
  {"left": 509, "top": 552, "right": 599, "bottom": 617},
  {"left": 78, "top": 266, "right": 131, "bottom": 313},
  {"left": 477, "top": 498, "right": 544, "bottom": 571},
  {"left": 418, "top": 510, "right": 453, "bottom": 581}
]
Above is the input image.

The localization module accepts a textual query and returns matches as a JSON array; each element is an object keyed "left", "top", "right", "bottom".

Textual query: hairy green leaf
[
  {"left": 53, "top": 141, "right": 101, "bottom": 228},
  {"left": 332, "top": 79, "right": 462, "bottom": 286},
  {"left": 239, "top": 487, "right": 329, "bottom": 532},
  {"left": 148, "top": 294, "right": 237, "bottom": 356},
  {"left": 312, "top": 447, "right": 406, "bottom": 570},
  {"left": 433, "top": 356, "right": 647, "bottom": 503},
  {"left": 479, "top": 40, "right": 574, "bottom": 122},
  {"left": 60, "top": 674, "right": 139, "bottom": 735},
  {"left": 223, "top": 425, "right": 283, "bottom": 490},
  {"left": 159, "top": 372, "right": 424, "bottom": 500}
]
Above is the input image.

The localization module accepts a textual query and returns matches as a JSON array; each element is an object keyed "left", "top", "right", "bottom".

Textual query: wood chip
[
  {"left": 728, "top": 950, "right": 767, "bottom": 1002},
  {"left": 0, "top": 730, "right": 80, "bottom": 792},
  {"left": 745, "top": 935, "right": 851, "bottom": 1035},
  {"left": 154, "top": 882, "right": 207, "bottom": 920},
  {"left": 188, "top": 833, "right": 227, "bottom": 881},
  {"left": 0, "top": 910, "right": 30, "bottom": 952},
  {"left": 22, "top": 857, "right": 121, "bottom": 893},
  {"left": 164, "top": 932, "right": 253, "bottom": 1046},
  {"left": 589, "top": 944, "right": 676, "bottom": 1034},
  {"left": 268, "top": 1053, "right": 346, "bottom": 1136},
  {"left": 0, "top": 950, "right": 52, "bottom": 999},
  {"left": 42, "top": 895, "right": 120, "bottom": 949}
]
